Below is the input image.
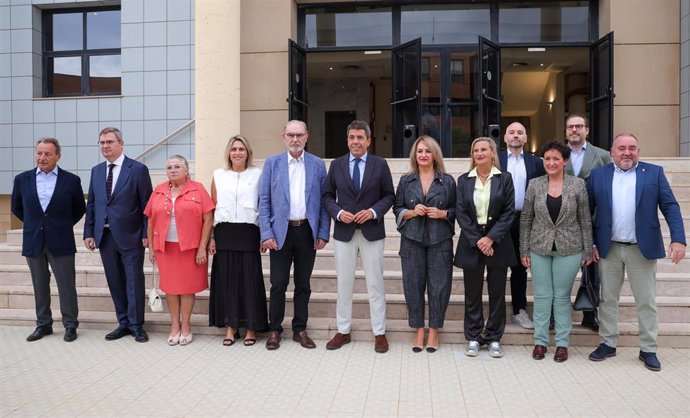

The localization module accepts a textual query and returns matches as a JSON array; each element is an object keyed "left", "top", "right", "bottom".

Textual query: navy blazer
[
  {"left": 83, "top": 156, "right": 152, "bottom": 250},
  {"left": 498, "top": 150, "right": 546, "bottom": 193},
  {"left": 12, "top": 167, "right": 86, "bottom": 258},
  {"left": 259, "top": 151, "right": 331, "bottom": 250},
  {"left": 587, "top": 162, "right": 686, "bottom": 260},
  {"left": 323, "top": 153, "right": 395, "bottom": 242},
  {"left": 454, "top": 170, "right": 516, "bottom": 269}
]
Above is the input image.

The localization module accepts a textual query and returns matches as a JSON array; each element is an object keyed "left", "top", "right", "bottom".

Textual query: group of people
[{"left": 12, "top": 115, "right": 686, "bottom": 372}]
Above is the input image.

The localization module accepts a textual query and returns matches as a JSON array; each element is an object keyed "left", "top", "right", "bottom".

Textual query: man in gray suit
[{"left": 564, "top": 113, "right": 611, "bottom": 331}]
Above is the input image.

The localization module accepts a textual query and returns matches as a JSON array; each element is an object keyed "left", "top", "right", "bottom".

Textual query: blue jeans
[{"left": 530, "top": 251, "right": 581, "bottom": 347}]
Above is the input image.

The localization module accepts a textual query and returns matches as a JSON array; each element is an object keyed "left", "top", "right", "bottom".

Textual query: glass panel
[
  {"left": 421, "top": 52, "right": 441, "bottom": 103},
  {"left": 50, "top": 13, "right": 83, "bottom": 51},
  {"left": 499, "top": 2, "right": 589, "bottom": 43},
  {"left": 451, "top": 106, "right": 480, "bottom": 158},
  {"left": 87, "top": 10, "right": 121, "bottom": 50},
  {"left": 304, "top": 7, "right": 392, "bottom": 47},
  {"left": 89, "top": 55, "right": 121, "bottom": 94},
  {"left": 401, "top": 5, "right": 490, "bottom": 45},
  {"left": 49, "top": 56, "right": 82, "bottom": 95},
  {"left": 421, "top": 106, "right": 441, "bottom": 142},
  {"left": 449, "top": 52, "right": 476, "bottom": 102}
]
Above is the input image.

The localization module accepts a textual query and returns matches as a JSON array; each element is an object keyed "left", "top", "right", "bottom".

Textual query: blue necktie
[
  {"left": 352, "top": 158, "right": 361, "bottom": 193},
  {"left": 106, "top": 163, "right": 115, "bottom": 200}
]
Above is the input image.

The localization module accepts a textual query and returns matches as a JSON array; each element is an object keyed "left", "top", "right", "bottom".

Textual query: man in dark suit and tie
[
  {"left": 323, "top": 120, "right": 395, "bottom": 353},
  {"left": 12, "top": 138, "right": 86, "bottom": 342},
  {"left": 587, "top": 133, "right": 686, "bottom": 371},
  {"left": 499, "top": 122, "right": 545, "bottom": 329},
  {"left": 564, "top": 113, "right": 611, "bottom": 331},
  {"left": 259, "top": 120, "right": 331, "bottom": 350},
  {"left": 84, "top": 127, "right": 153, "bottom": 342}
]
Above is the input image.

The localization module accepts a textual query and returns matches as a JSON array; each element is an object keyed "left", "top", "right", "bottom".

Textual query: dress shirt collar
[
  {"left": 36, "top": 166, "right": 59, "bottom": 176},
  {"left": 468, "top": 166, "right": 501, "bottom": 178},
  {"left": 108, "top": 153, "right": 125, "bottom": 167},
  {"left": 614, "top": 162, "right": 638, "bottom": 173},
  {"left": 506, "top": 149, "right": 524, "bottom": 160},
  {"left": 569, "top": 141, "right": 588, "bottom": 153},
  {"left": 286, "top": 151, "right": 304, "bottom": 163},
  {"left": 349, "top": 152, "right": 368, "bottom": 163}
]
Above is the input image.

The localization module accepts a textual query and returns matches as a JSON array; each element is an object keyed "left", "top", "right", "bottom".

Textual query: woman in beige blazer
[{"left": 520, "top": 140, "right": 592, "bottom": 362}]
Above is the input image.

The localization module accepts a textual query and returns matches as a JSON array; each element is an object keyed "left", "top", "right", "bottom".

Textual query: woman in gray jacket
[
  {"left": 520, "top": 140, "right": 593, "bottom": 362},
  {"left": 394, "top": 136, "right": 456, "bottom": 353}
]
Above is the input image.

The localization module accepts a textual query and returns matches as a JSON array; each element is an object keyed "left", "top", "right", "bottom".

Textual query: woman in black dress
[{"left": 208, "top": 135, "right": 267, "bottom": 346}]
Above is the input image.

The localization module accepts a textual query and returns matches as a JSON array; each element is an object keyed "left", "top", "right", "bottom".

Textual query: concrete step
[
  {"left": 1, "top": 263, "right": 688, "bottom": 298},
  {"left": 2, "top": 308, "right": 688, "bottom": 348},
  {"left": 2, "top": 284, "right": 689, "bottom": 323}
]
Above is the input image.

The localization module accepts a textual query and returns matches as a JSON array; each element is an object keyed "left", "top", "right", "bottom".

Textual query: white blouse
[{"left": 213, "top": 166, "right": 261, "bottom": 226}]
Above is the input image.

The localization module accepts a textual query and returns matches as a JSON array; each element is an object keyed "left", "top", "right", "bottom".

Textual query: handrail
[{"left": 133, "top": 119, "right": 195, "bottom": 161}]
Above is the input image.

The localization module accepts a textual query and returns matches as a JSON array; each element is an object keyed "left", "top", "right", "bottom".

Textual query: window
[
  {"left": 43, "top": 8, "right": 121, "bottom": 97},
  {"left": 499, "top": 1, "right": 590, "bottom": 43},
  {"left": 304, "top": 6, "right": 392, "bottom": 48},
  {"left": 401, "top": 4, "right": 490, "bottom": 44}
]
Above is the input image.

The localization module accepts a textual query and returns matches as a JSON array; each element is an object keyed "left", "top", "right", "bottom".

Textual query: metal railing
[{"left": 133, "top": 119, "right": 195, "bottom": 162}]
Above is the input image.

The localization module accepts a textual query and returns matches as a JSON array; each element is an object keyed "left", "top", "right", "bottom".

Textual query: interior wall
[
  {"left": 374, "top": 80, "right": 392, "bottom": 157},
  {"left": 529, "top": 71, "right": 561, "bottom": 152}
]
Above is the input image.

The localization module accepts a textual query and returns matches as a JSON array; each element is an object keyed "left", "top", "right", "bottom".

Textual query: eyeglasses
[
  {"left": 285, "top": 132, "right": 306, "bottom": 139},
  {"left": 566, "top": 124, "right": 585, "bottom": 130}
]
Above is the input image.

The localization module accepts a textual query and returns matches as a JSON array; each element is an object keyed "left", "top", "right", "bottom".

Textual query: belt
[
  {"left": 104, "top": 224, "right": 110, "bottom": 229},
  {"left": 288, "top": 219, "right": 308, "bottom": 227},
  {"left": 612, "top": 240, "right": 636, "bottom": 246}
]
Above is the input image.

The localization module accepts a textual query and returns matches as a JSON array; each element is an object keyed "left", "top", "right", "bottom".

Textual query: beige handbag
[{"left": 148, "top": 264, "right": 163, "bottom": 312}]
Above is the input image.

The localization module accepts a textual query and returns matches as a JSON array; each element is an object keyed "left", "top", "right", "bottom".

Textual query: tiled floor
[{"left": 1, "top": 325, "right": 688, "bottom": 417}]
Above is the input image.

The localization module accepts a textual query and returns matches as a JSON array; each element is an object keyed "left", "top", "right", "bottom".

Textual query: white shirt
[
  {"left": 213, "top": 167, "right": 261, "bottom": 226},
  {"left": 287, "top": 151, "right": 307, "bottom": 220},
  {"left": 35, "top": 166, "right": 58, "bottom": 212},
  {"left": 506, "top": 150, "right": 527, "bottom": 211},
  {"left": 165, "top": 196, "right": 179, "bottom": 242},
  {"left": 105, "top": 153, "right": 126, "bottom": 191},
  {"left": 611, "top": 163, "right": 637, "bottom": 243}
]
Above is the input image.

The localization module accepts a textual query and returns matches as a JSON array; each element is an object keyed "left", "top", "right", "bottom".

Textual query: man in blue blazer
[
  {"left": 83, "top": 127, "right": 152, "bottom": 342},
  {"left": 323, "top": 120, "right": 395, "bottom": 353},
  {"left": 259, "top": 120, "right": 331, "bottom": 350},
  {"left": 12, "top": 138, "right": 86, "bottom": 342},
  {"left": 587, "top": 133, "right": 686, "bottom": 371},
  {"left": 499, "top": 122, "right": 545, "bottom": 329}
]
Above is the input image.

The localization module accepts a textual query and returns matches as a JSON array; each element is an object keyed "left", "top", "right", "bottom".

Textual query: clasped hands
[{"left": 403, "top": 204, "right": 447, "bottom": 221}]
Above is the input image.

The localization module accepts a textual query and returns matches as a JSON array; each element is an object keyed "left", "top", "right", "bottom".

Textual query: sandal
[
  {"left": 179, "top": 333, "right": 193, "bottom": 346},
  {"left": 222, "top": 338, "right": 235, "bottom": 346},
  {"left": 167, "top": 331, "right": 181, "bottom": 346},
  {"left": 243, "top": 338, "right": 256, "bottom": 346}
]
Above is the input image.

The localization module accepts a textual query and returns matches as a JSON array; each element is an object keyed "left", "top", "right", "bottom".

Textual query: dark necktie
[
  {"left": 106, "top": 163, "right": 115, "bottom": 200},
  {"left": 352, "top": 158, "right": 361, "bottom": 193}
]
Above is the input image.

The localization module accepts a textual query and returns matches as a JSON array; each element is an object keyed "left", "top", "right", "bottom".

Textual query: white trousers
[{"left": 334, "top": 230, "right": 386, "bottom": 335}]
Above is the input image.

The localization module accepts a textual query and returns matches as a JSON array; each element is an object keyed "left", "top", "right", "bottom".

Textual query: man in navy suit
[
  {"left": 259, "top": 120, "right": 331, "bottom": 350},
  {"left": 323, "top": 120, "right": 395, "bottom": 353},
  {"left": 12, "top": 138, "right": 86, "bottom": 342},
  {"left": 84, "top": 127, "right": 152, "bottom": 342},
  {"left": 499, "top": 122, "right": 545, "bottom": 329},
  {"left": 587, "top": 133, "right": 686, "bottom": 371}
]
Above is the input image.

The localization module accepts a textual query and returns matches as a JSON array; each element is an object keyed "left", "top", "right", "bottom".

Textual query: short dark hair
[
  {"left": 346, "top": 120, "right": 371, "bottom": 138},
  {"left": 565, "top": 113, "right": 589, "bottom": 128},
  {"left": 36, "top": 137, "right": 61, "bottom": 155},
  {"left": 541, "top": 140, "right": 571, "bottom": 160}
]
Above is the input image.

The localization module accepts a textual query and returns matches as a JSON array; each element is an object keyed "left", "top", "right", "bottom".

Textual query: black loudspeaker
[
  {"left": 403, "top": 125, "right": 416, "bottom": 156},
  {"left": 488, "top": 124, "right": 500, "bottom": 142}
]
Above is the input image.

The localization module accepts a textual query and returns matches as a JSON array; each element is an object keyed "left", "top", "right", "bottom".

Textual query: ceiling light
[
  {"left": 528, "top": 47, "right": 546, "bottom": 52},
  {"left": 364, "top": 50, "right": 382, "bottom": 55}
]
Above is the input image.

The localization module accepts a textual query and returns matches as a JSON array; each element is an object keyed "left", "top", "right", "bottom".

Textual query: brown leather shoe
[
  {"left": 532, "top": 344, "right": 547, "bottom": 360},
  {"left": 374, "top": 334, "right": 389, "bottom": 353},
  {"left": 326, "top": 333, "right": 351, "bottom": 350},
  {"left": 292, "top": 331, "right": 316, "bottom": 349},
  {"left": 265, "top": 331, "right": 281, "bottom": 350},
  {"left": 554, "top": 346, "right": 568, "bottom": 362}
]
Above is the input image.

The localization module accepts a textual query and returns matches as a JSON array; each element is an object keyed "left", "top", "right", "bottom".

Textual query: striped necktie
[{"left": 106, "top": 163, "right": 115, "bottom": 200}]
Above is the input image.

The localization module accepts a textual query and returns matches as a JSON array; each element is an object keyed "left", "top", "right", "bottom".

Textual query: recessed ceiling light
[
  {"left": 329, "top": 67, "right": 333, "bottom": 70},
  {"left": 528, "top": 47, "right": 546, "bottom": 52},
  {"left": 364, "top": 50, "right": 382, "bottom": 55},
  {"left": 511, "top": 62, "right": 528, "bottom": 67}
]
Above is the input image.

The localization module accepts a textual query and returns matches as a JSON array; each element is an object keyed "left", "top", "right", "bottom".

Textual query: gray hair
[{"left": 36, "top": 137, "right": 61, "bottom": 155}]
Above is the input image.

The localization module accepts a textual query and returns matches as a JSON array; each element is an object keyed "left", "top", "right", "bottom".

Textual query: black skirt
[{"left": 208, "top": 223, "right": 268, "bottom": 331}]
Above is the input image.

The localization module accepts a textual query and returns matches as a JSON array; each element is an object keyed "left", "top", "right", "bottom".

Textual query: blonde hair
[
  {"left": 224, "top": 135, "right": 254, "bottom": 170},
  {"left": 469, "top": 137, "right": 500, "bottom": 171},
  {"left": 408, "top": 135, "right": 446, "bottom": 174}
]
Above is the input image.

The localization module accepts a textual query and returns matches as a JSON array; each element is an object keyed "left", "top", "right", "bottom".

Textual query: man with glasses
[
  {"left": 564, "top": 114, "right": 610, "bottom": 332},
  {"left": 259, "top": 120, "right": 331, "bottom": 350}
]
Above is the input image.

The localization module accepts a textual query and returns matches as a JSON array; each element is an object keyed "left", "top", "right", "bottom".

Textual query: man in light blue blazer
[
  {"left": 587, "top": 133, "right": 686, "bottom": 371},
  {"left": 84, "top": 127, "right": 152, "bottom": 343},
  {"left": 259, "top": 120, "right": 331, "bottom": 350}
]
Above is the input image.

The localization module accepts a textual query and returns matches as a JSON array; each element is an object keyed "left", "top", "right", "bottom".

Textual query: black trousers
[
  {"left": 463, "top": 262, "right": 507, "bottom": 344},
  {"left": 508, "top": 214, "right": 528, "bottom": 315},
  {"left": 268, "top": 224, "right": 316, "bottom": 334}
]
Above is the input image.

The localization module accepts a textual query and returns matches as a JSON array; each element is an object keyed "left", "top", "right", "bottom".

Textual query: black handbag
[{"left": 573, "top": 265, "right": 599, "bottom": 311}]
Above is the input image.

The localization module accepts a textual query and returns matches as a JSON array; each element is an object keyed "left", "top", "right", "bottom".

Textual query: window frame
[{"left": 42, "top": 6, "right": 122, "bottom": 97}]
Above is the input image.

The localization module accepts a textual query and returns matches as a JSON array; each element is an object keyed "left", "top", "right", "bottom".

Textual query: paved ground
[{"left": 1, "top": 325, "right": 688, "bottom": 417}]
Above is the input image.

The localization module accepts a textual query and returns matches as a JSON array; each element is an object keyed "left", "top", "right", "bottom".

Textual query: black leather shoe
[
  {"left": 639, "top": 351, "right": 661, "bottom": 371},
  {"left": 132, "top": 329, "right": 149, "bottom": 343},
  {"left": 63, "top": 328, "right": 77, "bottom": 342},
  {"left": 581, "top": 317, "right": 600, "bottom": 332},
  {"left": 26, "top": 326, "right": 53, "bottom": 342},
  {"left": 105, "top": 327, "right": 131, "bottom": 341}
]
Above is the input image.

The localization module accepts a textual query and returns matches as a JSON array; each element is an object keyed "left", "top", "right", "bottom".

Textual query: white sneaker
[
  {"left": 488, "top": 341, "right": 504, "bottom": 358},
  {"left": 513, "top": 309, "right": 534, "bottom": 329},
  {"left": 465, "top": 340, "right": 480, "bottom": 357}
]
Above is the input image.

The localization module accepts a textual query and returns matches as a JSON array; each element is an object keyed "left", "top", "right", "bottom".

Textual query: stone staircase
[{"left": 1, "top": 158, "right": 689, "bottom": 347}]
